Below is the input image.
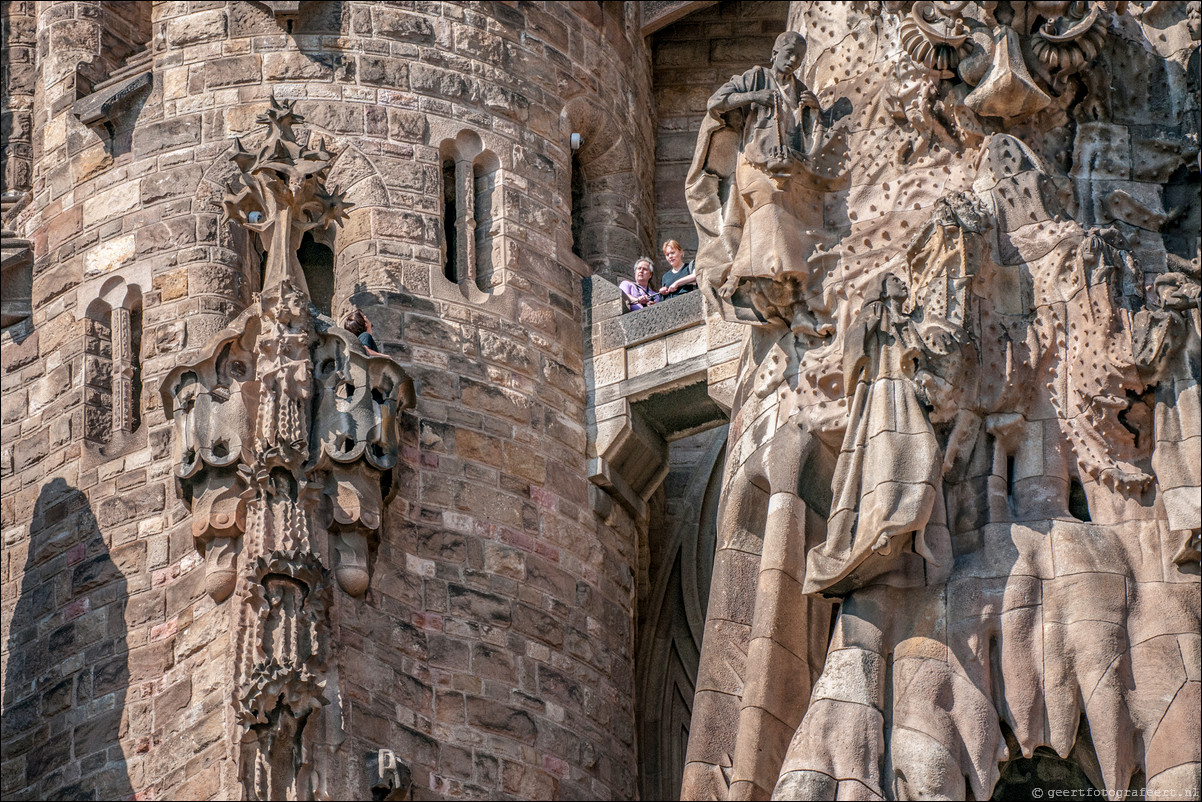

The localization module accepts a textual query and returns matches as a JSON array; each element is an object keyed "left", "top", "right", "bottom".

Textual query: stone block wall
[{"left": 2, "top": 2, "right": 662, "bottom": 800}]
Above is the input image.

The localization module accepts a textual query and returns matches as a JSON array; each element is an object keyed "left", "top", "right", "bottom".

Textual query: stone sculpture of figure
[
  {"left": 804, "top": 272, "right": 951, "bottom": 596},
  {"left": 687, "top": 31, "right": 829, "bottom": 332},
  {"left": 1134, "top": 271, "right": 1202, "bottom": 564},
  {"left": 708, "top": 30, "right": 820, "bottom": 176}
]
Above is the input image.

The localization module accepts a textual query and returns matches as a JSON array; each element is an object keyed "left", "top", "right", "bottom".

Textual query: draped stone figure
[
  {"left": 1134, "top": 272, "right": 1202, "bottom": 565},
  {"left": 688, "top": 30, "right": 835, "bottom": 337},
  {"left": 803, "top": 272, "right": 952, "bottom": 598},
  {"left": 683, "top": 5, "right": 1200, "bottom": 801}
]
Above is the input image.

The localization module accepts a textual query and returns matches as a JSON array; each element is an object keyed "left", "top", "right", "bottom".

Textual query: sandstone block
[
  {"left": 165, "top": 9, "right": 227, "bottom": 47},
  {"left": 205, "top": 55, "right": 261, "bottom": 89},
  {"left": 466, "top": 697, "right": 537, "bottom": 743},
  {"left": 133, "top": 117, "right": 202, "bottom": 158}
]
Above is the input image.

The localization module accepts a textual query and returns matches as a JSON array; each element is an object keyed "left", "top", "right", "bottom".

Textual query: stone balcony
[{"left": 584, "top": 275, "right": 742, "bottom": 519}]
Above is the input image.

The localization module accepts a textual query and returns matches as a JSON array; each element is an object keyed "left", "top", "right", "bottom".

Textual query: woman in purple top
[{"left": 619, "top": 257, "right": 662, "bottom": 310}]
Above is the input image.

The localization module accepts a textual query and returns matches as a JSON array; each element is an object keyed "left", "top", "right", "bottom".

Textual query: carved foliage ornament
[{"left": 888, "top": 1, "right": 1126, "bottom": 120}]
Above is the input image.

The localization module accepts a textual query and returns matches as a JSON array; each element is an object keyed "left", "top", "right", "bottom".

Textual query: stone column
[
  {"left": 110, "top": 304, "right": 133, "bottom": 433},
  {"left": 455, "top": 154, "right": 476, "bottom": 285},
  {"left": 37, "top": 0, "right": 101, "bottom": 103},
  {"left": 2, "top": 1, "right": 37, "bottom": 203}
]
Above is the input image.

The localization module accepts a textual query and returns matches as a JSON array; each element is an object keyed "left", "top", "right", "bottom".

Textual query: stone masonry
[{"left": 5, "top": 2, "right": 1196, "bottom": 801}]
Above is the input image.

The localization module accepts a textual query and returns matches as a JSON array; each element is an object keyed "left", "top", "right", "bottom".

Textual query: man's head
[
  {"left": 633, "top": 258, "right": 654, "bottom": 285},
  {"left": 771, "top": 31, "right": 806, "bottom": 74}
]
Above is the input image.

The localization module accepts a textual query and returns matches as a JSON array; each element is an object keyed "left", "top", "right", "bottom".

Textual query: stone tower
[
  {"left": 2, "top": 2, "right": 665, "bottom": 798},
  {"left": 4, "top": 2, "right": 1197, "bottom": 801}
]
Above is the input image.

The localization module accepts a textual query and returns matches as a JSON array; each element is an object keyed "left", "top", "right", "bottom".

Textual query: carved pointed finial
[
  {"left": 231, "top": 136, "right": 256, "bottom": 172},
  {"left": 220, "top": 95, "right": 354, "bottom": 299}
]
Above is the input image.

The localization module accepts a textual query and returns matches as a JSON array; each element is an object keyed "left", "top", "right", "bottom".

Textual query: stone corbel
[
  {"left": 162, "top": 318, "right": 261, "bottom": 601},
  {"left": 261, "top": 1, "right": 301, "bottom": 22},
  {"left": 588, "top": 399, "right": 669, "bottom": 521},
  {"left": 72, "top": 49, "right": 153, "bottom": 145},
  {"left": 72, "top": 71, "right": 151, "bottom": 133},
  {"left": 310, "top": 327, "right": 415, "bottom": 596},
  {"left": 0, "top": 229, "right": 33, "bottom": 329}
]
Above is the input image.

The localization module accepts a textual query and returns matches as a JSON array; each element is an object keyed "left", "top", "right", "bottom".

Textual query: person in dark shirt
[
  {"left": 659, "top": 239, "right": 698, "bottom": 298},
  {"left": 342, "top": 308, "right": 383, "bottom": 355}
]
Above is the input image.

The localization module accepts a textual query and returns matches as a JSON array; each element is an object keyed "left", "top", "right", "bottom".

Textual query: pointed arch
[{"left": 562, "top": 98, "right": 645, "bottom": 283}]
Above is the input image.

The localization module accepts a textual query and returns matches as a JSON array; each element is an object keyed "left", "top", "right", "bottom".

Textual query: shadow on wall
[{"left": 2, "top": 478, "right": 133, "bottom": 801}]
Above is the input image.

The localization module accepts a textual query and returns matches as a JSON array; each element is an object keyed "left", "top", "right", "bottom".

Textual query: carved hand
[{"left": 745, "top": 89, "right": 776, "bottom": 107}]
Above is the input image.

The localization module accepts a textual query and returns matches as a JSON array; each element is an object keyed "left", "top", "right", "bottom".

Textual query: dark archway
[
  {"left": 992, "top": 750, "right": 1099, "bottom": 800},
  {"left": 299, "top": 232, "right": 335, "bottom": 317},
  {"left": 636, "top": 428, "right": 726, "bottom": 801}
]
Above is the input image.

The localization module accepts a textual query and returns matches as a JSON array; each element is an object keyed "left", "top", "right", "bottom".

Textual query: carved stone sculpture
[
  {"left": 167, "top": 323, "right": 258, "bottom": 602},
  {"left": 682, "top": 5, "right": 1200, "bottom": 800},
  {"left": 1134, "top": 271, "right": 1202, "bottom": 564},
  {"left": 803, "top": 272, "right": 952, "bottom": 597},
  {"left": 688, "top": 30, "right": 835, "bottom": 338},
  {"left": 161, "top": 98, "right": 414, "bottom": 800}
]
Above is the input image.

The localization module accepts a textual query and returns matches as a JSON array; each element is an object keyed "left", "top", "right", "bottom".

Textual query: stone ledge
[{"left": 594, "top": 288, "right": 703, "bottom": 353}]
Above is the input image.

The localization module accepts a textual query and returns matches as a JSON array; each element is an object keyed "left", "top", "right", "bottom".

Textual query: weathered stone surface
[{"left": 680, "top": 5, "right": 1201, "bottom": 802}]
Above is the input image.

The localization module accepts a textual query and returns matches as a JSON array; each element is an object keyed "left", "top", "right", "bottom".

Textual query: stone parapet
[{"left": 585, "top": 279, "right": 737, "bottom": 521}]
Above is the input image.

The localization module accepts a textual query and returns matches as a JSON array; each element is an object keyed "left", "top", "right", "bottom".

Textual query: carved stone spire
[
  {"left": 161, "top": 97, "right": 413, "bottom": 801},
  {"left": 221, "top": 97, "right": 352, "bottom": 299}
]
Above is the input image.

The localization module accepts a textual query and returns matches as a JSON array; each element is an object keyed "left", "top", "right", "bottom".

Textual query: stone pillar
[
  {"left": 455, "top": 154, "right": 476, "bottom": 285},
  {"left": 110, "top": 304, "right": 132, "bottom": 433},
  {"left": 2, "top": 1, "right": 37, "bottom": 203},
  {"left": 37, "top": 0, "right": 101, "bottom": 104}
]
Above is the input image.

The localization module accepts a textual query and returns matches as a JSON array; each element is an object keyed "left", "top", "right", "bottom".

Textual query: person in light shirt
[{"left": 619, "top": 257, "right": 662, "bottom": 310}]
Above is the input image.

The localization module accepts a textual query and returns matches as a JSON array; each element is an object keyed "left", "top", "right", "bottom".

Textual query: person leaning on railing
[
  {"left": 620, "top": 257, "right": 663, "bottom": 310},
  {"left": 343, "top": 308, "right": 384, "bottom": 355},
  {"left": 659, "top": 239, "right": 698, "bottom": 298}
]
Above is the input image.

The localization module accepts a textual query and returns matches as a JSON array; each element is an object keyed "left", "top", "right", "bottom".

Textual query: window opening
[
  {"left": 298, "top": 232, "right": 334, "bottom": 317},
  {"left": 128, "top": 305, "right": 142, "bottom": 433},
  {"left": 443, "top": 158, "right": 458, "bottom": 282},
  {"left": 571, "top": 150, "right": 586, "bottom": 261},
  {"left": 84, "top": 304, "right": 115, "bottom": 445}
]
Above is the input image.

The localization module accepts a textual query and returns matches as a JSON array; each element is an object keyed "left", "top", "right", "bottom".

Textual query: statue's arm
[
  {"left": 1132, "top": 308, "right": 1173, "bottom": 374},
  {"left": 707, "top": 69, "right": 771, "bottom": 114}
]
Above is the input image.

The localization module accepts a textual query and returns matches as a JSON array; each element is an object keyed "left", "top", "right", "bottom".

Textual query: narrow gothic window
[
  {"left": 439, "top": 133, "right": 504, "bottom": 295},
  {"left": 84, "top": 296, "right": 142, "bottom": 445},
  {"left": 84, "top": 304, "right": 114, "bottom": 445},
  {"left": 443, "top": 158, "right": 458, "bottom": 282},
  {"left": 298, "top": 232, "right": 334, "bottom": 317},
  {"left": 571, "top": 150, "right": 586, "bottom": 261}
]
